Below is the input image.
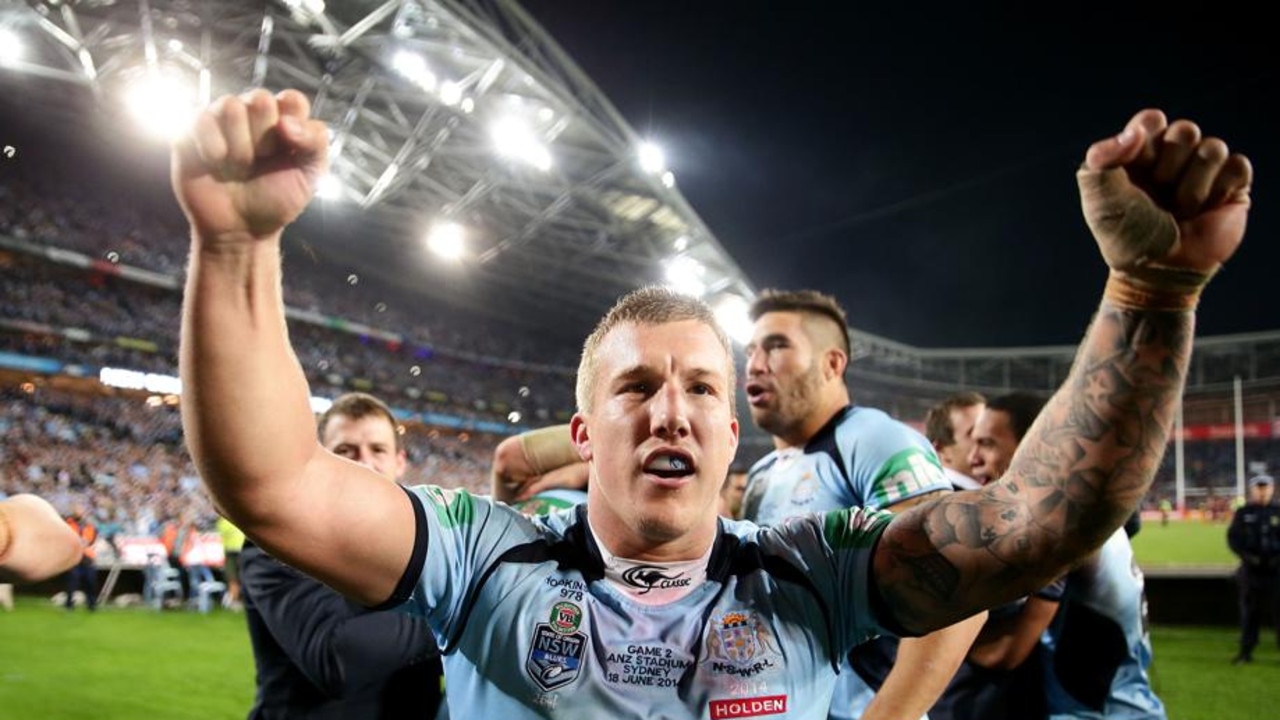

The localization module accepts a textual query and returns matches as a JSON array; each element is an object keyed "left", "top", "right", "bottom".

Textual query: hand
[
  {"left": 1078, "top": 109, "right": 1252, "bottom": 276},
  {"left": 171, "top": 89, "right": 329, "bottom": 245}
]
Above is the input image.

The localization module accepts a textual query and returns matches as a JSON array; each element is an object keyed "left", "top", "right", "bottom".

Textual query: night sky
[{"left": 520, "top": 1, "right": 1279, "bottom": 347}]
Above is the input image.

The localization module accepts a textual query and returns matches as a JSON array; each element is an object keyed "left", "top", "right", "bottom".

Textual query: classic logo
[
  {"left": 526, "top": 622, "right": 587, "bottom": 691},
  {"left": 620, "top": 565, "right": 692, "bottom": 595},
  {"left": 550, "top": 601, "right": 582, "bottom": 634}
]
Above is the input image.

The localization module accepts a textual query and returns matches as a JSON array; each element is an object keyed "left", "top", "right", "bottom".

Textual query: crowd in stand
[{"left": 0, "top": 386, "right": 501, "bottom": 549}]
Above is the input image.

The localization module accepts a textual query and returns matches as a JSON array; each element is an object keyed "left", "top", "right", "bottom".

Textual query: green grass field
[
  {"left": 0, "top": 595, "right": 1272, "bottom": 719},
  {"left": 1132, "top": 519, "right": 1236, "bottom": 569}
]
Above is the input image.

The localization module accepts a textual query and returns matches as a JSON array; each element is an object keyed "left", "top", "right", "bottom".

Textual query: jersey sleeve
[
  {"left": 767, "top": 506, "right": 900, "bottom": 654},
  {"left": 841, "top": 417, "right": 950, "bottom": 509},
  {"left": 397, "top": 486, "right": 541, "bottom": 643}
]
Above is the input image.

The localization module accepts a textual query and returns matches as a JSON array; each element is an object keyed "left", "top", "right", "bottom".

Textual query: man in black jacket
[
  {"left": 1227, "top": 474, "right": 1280, "bottom": 665},
  {"left": 240, "top": 392, "right": 443, "bottom": 719}
]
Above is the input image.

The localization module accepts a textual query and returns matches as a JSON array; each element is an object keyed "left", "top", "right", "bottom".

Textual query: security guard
[{"left": 1227, "top": 475, "right": 1280, "bottom": 664}]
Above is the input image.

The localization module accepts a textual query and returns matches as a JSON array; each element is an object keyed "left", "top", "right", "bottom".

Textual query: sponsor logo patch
[{"left": 709, "top": 695, "right": 788, "bottom": 718}]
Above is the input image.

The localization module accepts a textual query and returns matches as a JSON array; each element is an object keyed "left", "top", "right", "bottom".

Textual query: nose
[
  {"left": 352, "top": 447, "right": 375, "bottom": 468},
  {"left": 745, "top": 345, "right": 767, "bottom": 377},
  {"left": 650, "top": 382, "right": 691, "bottom": 440},
  {"left": 967, "top": 446, "right": 982, "bottom": 472}
]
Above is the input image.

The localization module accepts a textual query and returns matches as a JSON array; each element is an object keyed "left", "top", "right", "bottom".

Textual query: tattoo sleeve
[{"left": 874, "top": 302, "right": 1192, "bottom": 634}]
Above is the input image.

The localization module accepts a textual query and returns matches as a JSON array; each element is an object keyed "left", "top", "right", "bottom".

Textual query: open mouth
[
  {"left": 643, "top": 451, "right": 696, "bottom": 481},
  {"left": 745, "top": 381, "right": 771, "bottom": 405}
]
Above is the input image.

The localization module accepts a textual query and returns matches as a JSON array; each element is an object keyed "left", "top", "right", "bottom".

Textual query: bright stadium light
[
  {"left": 125, "top": 73, "right": 197, "bottom": 141},
  {"left": 664, "top": 256, "right": 706, "bottom": 297},
  {"left": 0, "top": 29, "right": 23, "bottom": 64},
  {"left": 661, "top": 171, "right": 676, "bottom": 188},
  {"left": 713, "top": 294, "right": 755, "bottom": 345},
  {"left": 427, "top": 221, "right": 466, "bottom": 261},
  {"left": 392, "top": 50, "right": 437, "bottom": 91},
  {"left": 673, "top": 235, "right": 689, "bottom": 252},
  {"left": 638, "top": 141, "right": 666, "bottom": 174},
  {"left": 491, "top": 117, "right": 552, "bottom": 171},
  {"left": 439, "top": 80, "right": 463, "bottom": 106},
  {"left": 315, "top": 174, "right": 342, "bottom": 200}
]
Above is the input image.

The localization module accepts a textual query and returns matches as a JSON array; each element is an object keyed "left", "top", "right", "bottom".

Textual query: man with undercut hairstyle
[
  {"left": 741, "top": 289, "right": 986, "bottom": 720},
  {"left": 171, "top": 87, "right": 1252, "bottom": 718}
]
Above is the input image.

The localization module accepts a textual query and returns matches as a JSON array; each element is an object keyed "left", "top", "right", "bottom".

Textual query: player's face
[
  {"left": 940, "top": 404, "right": 983, "bottom": 474},
  {"left": 574, "top": 320, "right": 739, "bottom": 557},
  {"left": 322, "top": 414, "right": 407, "bottom": 481},
  {"left": 744, "top": 311, "right": 826, "bottom": 439},
  {"left": 968, "top": 408, "right": 1019, "bottom": 485}
]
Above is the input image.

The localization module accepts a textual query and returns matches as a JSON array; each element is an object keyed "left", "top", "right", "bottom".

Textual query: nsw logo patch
[{"left": 526, "top": 602, "right": 587, "bottom": 691}]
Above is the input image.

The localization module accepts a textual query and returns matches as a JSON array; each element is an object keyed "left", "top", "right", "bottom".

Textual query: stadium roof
[{"left": 0, "top": 0, "right": 756, "bottom": 334}]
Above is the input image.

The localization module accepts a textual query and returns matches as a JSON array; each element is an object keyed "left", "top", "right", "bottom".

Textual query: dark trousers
[
  {"left": 65, "top": 558, "right": 97, "bottom": 610},
  {"left": 1237, "top": 569, "right": 1280, "bottom": 655}
]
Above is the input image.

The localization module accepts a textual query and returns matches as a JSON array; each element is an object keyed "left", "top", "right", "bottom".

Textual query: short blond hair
[{"left": 575, "top": 287, "right": 736, "bottom": 414}]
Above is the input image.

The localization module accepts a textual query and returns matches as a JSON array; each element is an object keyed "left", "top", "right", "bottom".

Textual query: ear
[
  {"left": 570, "top": 413, "right": 592, "bottom": 462},
  {"left": 825, "top": 347, "right": 848, "bottom": 380}
]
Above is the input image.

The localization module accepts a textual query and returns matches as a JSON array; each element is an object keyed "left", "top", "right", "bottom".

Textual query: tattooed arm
[{"left": 873, "top": 109, "right": 1254, "bottom": 635}]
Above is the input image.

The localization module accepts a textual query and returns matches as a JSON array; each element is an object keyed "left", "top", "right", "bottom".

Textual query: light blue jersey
[
  {"left": 1041, "top": 528, "right": 1166, "bottom": 720},
  {"left": 392, "top": 485, "right": 905, "bottom": 719},
  {"left": 741, "top": 406, "right": 949, "bottom": 720}
]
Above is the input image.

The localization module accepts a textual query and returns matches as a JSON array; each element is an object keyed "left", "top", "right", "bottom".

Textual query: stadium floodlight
[
  {"left": 427, "top": 221, "right": 467, "bottom": 261},
  {"left": 673, "top": 235, "right": 689, "bottom": 252},
  {"left": 460, "top": 97, "right": 475, "bottom": 114},
  {"left": 661, "top": 171, "right": 675, "bottom": 188},
  {"left": 638, "top": 141, "right": 666, "bottom": 174},
  {"left": 0, "top": 29, "right": 20, "bottom": 64},
  {"left": 439, "top": 80, "right": 463, "bottom": 106},
  {"left": 508, "top": 411, "right": 522, "bottom": 423},
  {"left": 664, "top": 255, "right": 706, "bottom": 297},
  {"left": 315, "top": 174, "right": 342, "bottom": 200},
  {"left": 491, "top": 117, "right": 552, "bottom": 171},
  {"left": 125, "top": 73, "right": 197, "bottom": 141},
  {"left": 392, "top": 50, "right": 437, "bottom": 92},
  {"left": 713, "top": 294, "right": 755, "bottom": 346}
]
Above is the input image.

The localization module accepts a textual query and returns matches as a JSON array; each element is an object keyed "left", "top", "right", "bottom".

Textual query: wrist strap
[{"left": 1103, "top": 265, "right": 1215, "bottom": 311}]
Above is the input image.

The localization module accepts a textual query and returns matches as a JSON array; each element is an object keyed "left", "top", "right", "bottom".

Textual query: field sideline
[{"left": 1, "top": 594, "right": 1273, "bottom": 719}]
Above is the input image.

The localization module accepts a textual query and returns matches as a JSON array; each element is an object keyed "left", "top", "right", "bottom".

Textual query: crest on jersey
[
  {"left": 705, "top": 611, "right": 780, "bottom": 668},
  {"left": 789, "top": 472, "right": 817, "bottom": 507},
  {"left": 527, "top": 603, "right": 587, "bottom": 691}
]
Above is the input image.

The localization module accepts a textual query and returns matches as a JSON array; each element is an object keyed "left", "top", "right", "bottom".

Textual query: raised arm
[
  {"left": 490, "top": 423, "right": 588, "bottom": 503},
  {"left": 874, "top": 109, "right": 1253, "bottom": 634},
  {"left": 174, "top": 89, "right": 414, "bottom": 605},
  {"left": 0, "top": 494, "right": 83, "bottom": 583}
]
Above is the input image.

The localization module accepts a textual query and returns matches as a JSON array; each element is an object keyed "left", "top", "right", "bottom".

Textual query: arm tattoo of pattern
[{"left": 875, "top": 303, "right": 1193, "bottom": 634}]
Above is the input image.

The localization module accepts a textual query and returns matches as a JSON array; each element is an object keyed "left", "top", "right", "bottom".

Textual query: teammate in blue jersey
[
  {"left": 171, "top": 88, "right": 1253, "bottom": 718},
  {"left": 492, "top": 423, "right": 590, "bottom": 516},
  {"left": 740, "top": 289, "right": 986, "bottom": 720},
  {"left": 1041, "top": 527, "right": 1166, "bottom": 719}
]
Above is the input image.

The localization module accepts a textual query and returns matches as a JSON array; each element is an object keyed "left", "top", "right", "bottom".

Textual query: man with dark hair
[
  {"left": 924, "top": 392, "right": 987, "bottom": 491},
  {"left": 239, "top": 391, "right": 443, "bottom": 720},
  {"left": 1226, "top": 474, "right": 1280, "bottom": 665},
  {"left": 741, "top": 288, "right": 985, "bottom": 720},
  {"left": 933, "top": 391, "right": 1064, "bottom": 720},
  {"left": 968, "top": 392, "right": 1047, "bottom": 485},
  {"left": 172, "top": 90, "right": 1250, "bottom": 717}
]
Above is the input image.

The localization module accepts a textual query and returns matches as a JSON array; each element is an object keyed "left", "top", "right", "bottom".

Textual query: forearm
[
  {"left": 0, "top": 495, "right": 83, "bottom": 583},
  {"left": 878, "top": 300, "right": 1191, "bottom": 632},
  {"left": 180, "top": 238, "right": 319, "bottom": 529},
  {"left": 859, "top": 611, "right": 986, "bottom": 720}
]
